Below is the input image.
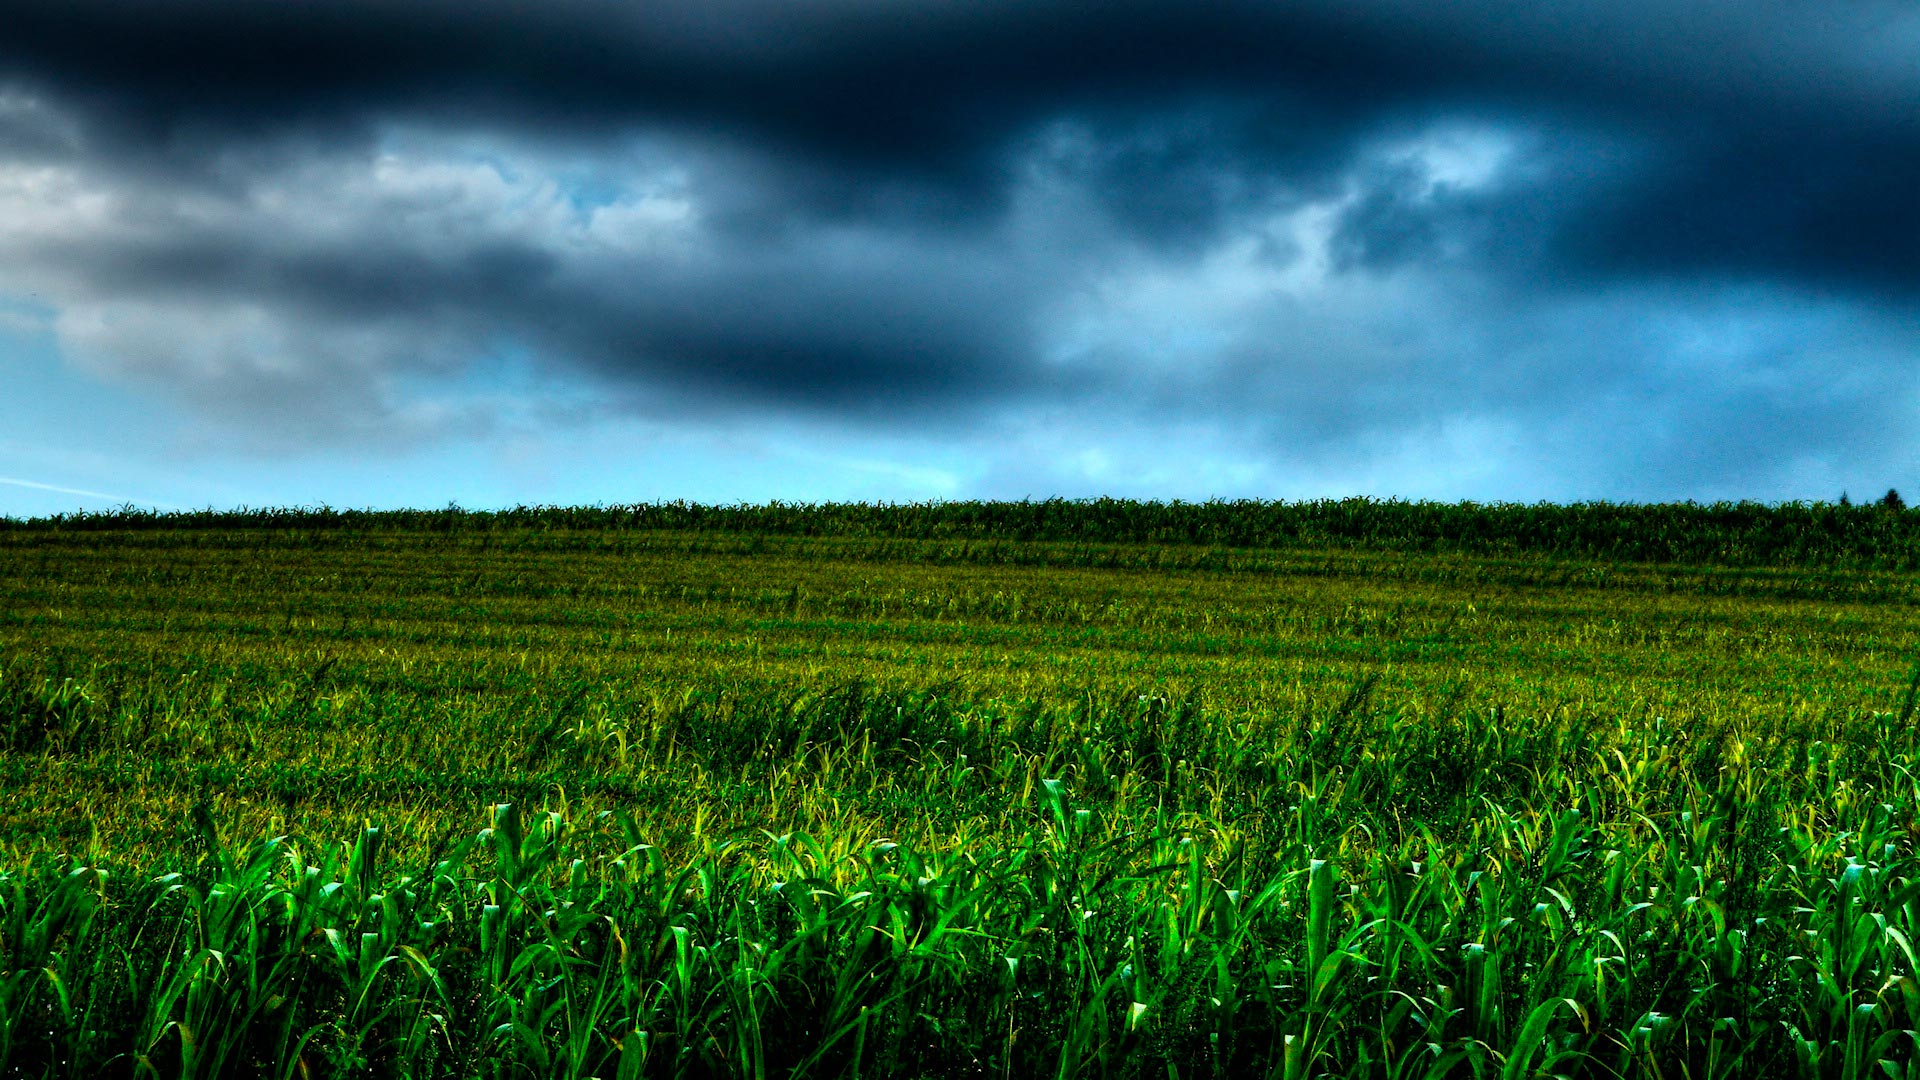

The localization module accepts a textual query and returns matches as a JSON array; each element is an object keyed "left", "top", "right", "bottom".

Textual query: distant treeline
[{"left": 6, "top": 497, "right": 1920, "bottom": 568}]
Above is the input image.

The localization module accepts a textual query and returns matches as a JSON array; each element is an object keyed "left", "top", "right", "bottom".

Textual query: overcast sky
[{"left": 4, "top": 0, "right": 1919, "bottom": 514}]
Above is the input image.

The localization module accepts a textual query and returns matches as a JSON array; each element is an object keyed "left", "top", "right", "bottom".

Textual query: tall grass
[
  {"left": 4, "top": 687, "right": 1920, "bottom": 1077},
  {"left": 6, "top": 514, "right": 1920, "bottom": 1075}
]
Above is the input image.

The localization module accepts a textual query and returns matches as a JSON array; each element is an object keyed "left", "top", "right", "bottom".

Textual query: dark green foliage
[
  {"left": 4, "top": 720, "right": 1920, "bottom": 1078},
  {"left": 12, "top": 496, "right": 1920, "bottom": 568}
]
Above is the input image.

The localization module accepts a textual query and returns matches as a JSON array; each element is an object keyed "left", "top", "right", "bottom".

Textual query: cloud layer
[{"left": 4, "top": 0, "right": 1919, "bottom": 498}]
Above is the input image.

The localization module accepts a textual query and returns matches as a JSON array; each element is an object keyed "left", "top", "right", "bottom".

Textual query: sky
[{"left": 4, "top": 0, "right": 1920, "bottom": 515}]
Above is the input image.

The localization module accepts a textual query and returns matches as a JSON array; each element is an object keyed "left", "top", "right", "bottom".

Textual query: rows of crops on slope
[{"left": 3, "top": 523, "right": 1920, "bottom": 1076}]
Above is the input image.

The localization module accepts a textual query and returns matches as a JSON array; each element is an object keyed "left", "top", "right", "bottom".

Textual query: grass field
[{"left": 5, "top": 502, "right": 1920, "bottom": 1077}]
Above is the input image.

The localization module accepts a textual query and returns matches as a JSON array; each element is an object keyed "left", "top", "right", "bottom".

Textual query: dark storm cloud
[
  {"left": 1565, "top": 130, "right": 1920, "bottom": 294},
  {"left": 0, "top": 126, "right": 1048, "bottom": 429},
  {"left": 7, "top": 0, "right": 1918, "bottom": 284},
  {"left": 3, "top": 0, "right": 1920, "bottom": 494},
  {"left": 0, "top": 2, "right": 1419, "bottom": 159}
]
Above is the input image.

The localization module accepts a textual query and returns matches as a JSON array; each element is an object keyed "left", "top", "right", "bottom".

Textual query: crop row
[
  {"left": 10, "top": 498, "right": 1920, "bottom": 569},
  {"left": 5, "top": 738, "right": 1920, "bottom": 1079}
]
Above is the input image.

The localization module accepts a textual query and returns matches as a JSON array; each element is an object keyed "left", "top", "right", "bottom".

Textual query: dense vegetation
[
  {"left": 8, "top": 495, "right": 1920, "bottom": 568},
  {"left": 2, "top": 509, "right": 1919, "bottom": 1077}
]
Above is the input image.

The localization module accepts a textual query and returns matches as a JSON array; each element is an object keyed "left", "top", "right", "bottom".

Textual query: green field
[{"left": 6, "top": 502, "right": 1920, "bottom": 1077}]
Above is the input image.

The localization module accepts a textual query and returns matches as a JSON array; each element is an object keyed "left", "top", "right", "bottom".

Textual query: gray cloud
[{"left": 2, "top": 1, "right": 1919, "bottom": 496}]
